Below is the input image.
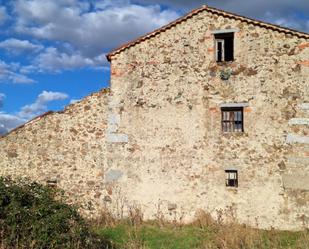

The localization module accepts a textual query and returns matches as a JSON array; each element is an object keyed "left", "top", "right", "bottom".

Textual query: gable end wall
[{"left": 108, "top": 10, "right": 309, "bottom": 230}]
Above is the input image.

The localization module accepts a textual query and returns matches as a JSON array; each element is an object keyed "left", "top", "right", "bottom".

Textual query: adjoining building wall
[
  {"left": 0, "top": 89, "right": 109, "bottom": 218},
  {"left": 107, "top": 10, "right": 309, "bottom": 230}
]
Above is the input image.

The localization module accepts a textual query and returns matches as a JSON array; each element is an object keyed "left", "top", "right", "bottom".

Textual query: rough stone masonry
[{"left": 0, "top": 6, "right": 309, "bottom": 230}]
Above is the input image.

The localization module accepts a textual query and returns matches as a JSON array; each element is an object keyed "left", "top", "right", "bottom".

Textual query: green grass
[
  {"left": 138, "top": 225, "right": 206, "bottom": 249},
  {"left": 94, "top": 221, "right": 309, "bottom": 249},
  {"left": 101, "top": 223, "right": 130, "bottom": 245},
  {"left": 259, "top": 230, "right": 307, "bottom": 249},
  {"left": 95, "top": 222, "right": 210, "bottom": 249}
]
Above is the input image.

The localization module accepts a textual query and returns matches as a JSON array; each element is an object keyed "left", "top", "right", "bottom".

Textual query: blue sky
[{"left": 0, "top": 0, "right": 308, "bottom": 134}]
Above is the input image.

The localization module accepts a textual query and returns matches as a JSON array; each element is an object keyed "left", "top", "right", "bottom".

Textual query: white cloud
[
  {"left": 136, "top": 0, "right": 309, "bottom": 32},
  {"left": 135, "top": 0, "right": 309, "bottom": 15},
  {"left": 19, "top": 65, "right": 37, "bottom": 74},
  {"left": 0, "top": 7, "right": 9, "bottom": 25},
  {"left": 18, "top": 90, "right": 69, "bottom": 119},
  {"left": 0, "top": 93, "right": 5, "bottom": 108},
  {"left": 0, "top": 113, "right": 26, "bottom": 135},
  {"left": 14, "top": 0, "right": 179, "bottom": 57},
  {"left": 10, "top": 0, "right": 176, "bottom": 72},
  {"left": 94, "top": 0, "right": 130, "bottom": 9},
  {"left": 0, "top": 60, "right": 36, "bottom": 84},
  {"left": 9, "top": 0, "right": 307, "bottom": 75},
  {"left": 0, "top": 0, "right": 306, "bottom": 77},
  {"left": 34, "top": 47, "right": 106, "bottom": 72},
  {"left": 0, "top": 38, "right": 43, "bottom": 54},
  {"left": 69, "top": 98, "right": 80, "bottom": 104},
  {"left": 9, "top": 72, "right": 36, "bottom": 84},
  {"left": 0, "top": 90, "right": 69, "bottom": 135}
]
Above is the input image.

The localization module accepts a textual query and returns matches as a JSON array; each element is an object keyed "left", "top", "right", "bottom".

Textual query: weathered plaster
[
  {"left": 286, "top": 134, "right": 309, "bottom": 144},
  {"left": 299, "top": 103, "right": 309, "bottom": 110},
  {"left": 289, "top": 118, "right": 309, "bottom": 125},
  {"left": 283, "top": 174, "right": 309, "bottom": 190}
]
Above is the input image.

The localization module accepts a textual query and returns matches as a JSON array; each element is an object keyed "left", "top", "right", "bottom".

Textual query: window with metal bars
[
  {"left": 225, "top": 170, "right": 238, "bottom": 187},
  {"left": 221, "top": 107, "right": 243, "bottom": 133}
]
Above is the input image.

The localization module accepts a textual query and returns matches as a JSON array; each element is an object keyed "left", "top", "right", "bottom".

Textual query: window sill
[
  {"left": 221, "top": 132, "right": 248, "bottom": 138},
  {"left": 226, "top": 187, "right": 238, "bottom": 193},
  {"left": 216, "top": 61, "right": 234, "bottom": 66}
]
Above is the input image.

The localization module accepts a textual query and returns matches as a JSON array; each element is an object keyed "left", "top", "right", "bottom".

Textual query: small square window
[
  {"left": 225, "top": 170, "right": 238, "bottom": 187},
  {"left": 221, "top": 107, "right": 243, "bottom": 133},
  {"left": 215, "top": 32, "right": 234, "bottom": 62},
  {"left": 46, "top": 179, "right": 57, "bottom": 188}
]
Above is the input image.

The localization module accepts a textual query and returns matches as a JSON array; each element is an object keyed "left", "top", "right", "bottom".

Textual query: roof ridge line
[{"left": 106, "top": 5, "right": 309, "bottom": 61}]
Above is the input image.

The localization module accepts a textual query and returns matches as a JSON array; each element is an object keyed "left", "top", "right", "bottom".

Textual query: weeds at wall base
[{"left": 91, "top": 209, "right": 309, "bottom": 249}]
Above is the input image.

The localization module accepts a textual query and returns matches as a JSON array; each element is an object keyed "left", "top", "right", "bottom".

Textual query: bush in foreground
[{"left": 0, "top": 177, "right": 110, "bottom": 249}]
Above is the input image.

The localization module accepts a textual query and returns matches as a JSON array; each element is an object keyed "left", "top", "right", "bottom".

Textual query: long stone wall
[{"left": 0, "top": 89, "right": 109, "bottom": 218}]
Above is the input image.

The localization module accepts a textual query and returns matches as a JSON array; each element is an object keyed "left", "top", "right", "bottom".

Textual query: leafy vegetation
[{"left": 0, "top": 177, "right": 110, "bottom": 249}]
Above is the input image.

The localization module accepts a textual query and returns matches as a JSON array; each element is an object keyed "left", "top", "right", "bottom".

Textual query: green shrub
[{"left": 0, "top": 177, "right": 110, "bottom": 249}]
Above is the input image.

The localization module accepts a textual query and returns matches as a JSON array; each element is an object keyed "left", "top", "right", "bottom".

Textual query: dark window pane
[
  {"left": 221, "top": 107, "right": 243, "bottom": 133},
  {"left": 217, "top": 41, "right": 223, "bottom": 62},
  {"left": 225, "top": 36, "right": 234, "bottom": 61},
  {"left": 215, "top": 32, "right": 234, "bottom": 62},
  {"left": 225, "top": 170, "right": 238, "bottom": 188}
]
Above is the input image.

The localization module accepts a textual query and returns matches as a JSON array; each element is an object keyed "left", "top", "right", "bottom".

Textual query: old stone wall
[
  {"left": 107, "top": 10, "right": 309, "bottom": 230},
  {"left": 0, "top": 8, "right": 308, "bottom": 230},
  {"left": 0, "top": 89, "right": 109, "bottom": 218}
]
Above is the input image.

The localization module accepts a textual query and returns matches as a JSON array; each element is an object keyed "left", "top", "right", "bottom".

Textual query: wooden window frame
[
  {"left": 225, "top": 170, "right": 238, "bottom": 188},
  {"left": 215, "top": 39, "right": 225, "bottom": 62},
  {"left": 221, "top": 107, "right": 244, "bottom": 133}
]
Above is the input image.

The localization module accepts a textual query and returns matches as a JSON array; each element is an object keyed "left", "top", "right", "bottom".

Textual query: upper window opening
[
  {"left": 215, "top": 32, "right": 234, "bottom": 62},
  {"left": 225, "top": 170, "right": 238, "bottom": 188},
  {"left": 221, "top": 107, "right": 243, "bottom": 133}
]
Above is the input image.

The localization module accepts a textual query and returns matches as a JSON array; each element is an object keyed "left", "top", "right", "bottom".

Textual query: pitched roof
[{"left": 106, "top": 5, "right": 309, "bottom": 61}]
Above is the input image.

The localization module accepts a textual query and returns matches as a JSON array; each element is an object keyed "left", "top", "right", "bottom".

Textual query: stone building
[{"left": 0, "top": 5, "right": 309, "bottom": 230}]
